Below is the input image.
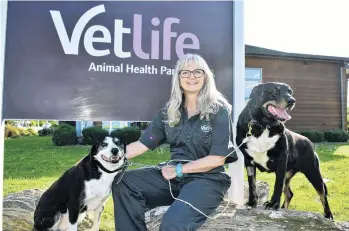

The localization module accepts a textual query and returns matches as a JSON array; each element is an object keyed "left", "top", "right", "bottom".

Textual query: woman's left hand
[{"left": 161, "top": 166, "right": 177, "bottom": 180}]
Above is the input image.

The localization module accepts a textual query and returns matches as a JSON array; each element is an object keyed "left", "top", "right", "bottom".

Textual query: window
[{"left": 245, "top": 68, "right": 262, "bottom": 102}]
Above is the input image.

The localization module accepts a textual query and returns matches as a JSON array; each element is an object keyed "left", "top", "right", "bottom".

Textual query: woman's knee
[
  {"left": 111, "top": 168, "right": 155, "bottom": 199},
  {"left": 159, "top": 206, "right": 203, "bottom": 231},
  {"left": 160, "top": 211, "right": 190, "bottom": 231},
  {"left": 111, "top": 171, "right": 135, "bottom": 197}
]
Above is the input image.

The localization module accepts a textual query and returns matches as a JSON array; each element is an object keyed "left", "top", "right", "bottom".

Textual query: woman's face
[{"left": 179, "top": 61, "right": 205, "bottom": 94}]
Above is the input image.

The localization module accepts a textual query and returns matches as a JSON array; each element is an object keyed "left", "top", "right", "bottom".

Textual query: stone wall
[{"left": 3, "top": 182, "right": 348, "bottom": 231}]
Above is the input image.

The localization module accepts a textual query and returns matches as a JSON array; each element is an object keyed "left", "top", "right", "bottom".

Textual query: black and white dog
[
  {"left": 33, "top": 136, "right": 127, "bottom": 231},
  {"left": 236, "top": 82, "right": 333, "bottom": 220}
]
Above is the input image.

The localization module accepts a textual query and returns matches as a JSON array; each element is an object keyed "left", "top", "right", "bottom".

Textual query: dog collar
[
  {"left": 247, "top": 119, "right": 271, "bottom": 137},
  {"left": 250, "top": 119, "right": 270, "bottom": 128},
  {"left": 96, "top": 159, "right": 128, "bottom": 174}
]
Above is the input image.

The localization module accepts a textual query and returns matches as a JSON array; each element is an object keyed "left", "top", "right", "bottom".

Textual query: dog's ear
[
  {"left": 90, "top": 143, "right": 99, "bottom": 157},
  {"left": 249, "top": 84, "right": 264, "bottom": 102},
  {"left": 119, "top": 137, "right": 127, "bottom": 154},
  {"left": 89, "top": 143, "right": 100, "bottom": 162}
]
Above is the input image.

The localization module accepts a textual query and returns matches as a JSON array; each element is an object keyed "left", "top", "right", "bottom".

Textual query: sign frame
[
  {"left": 0, "top": 0, "right": 8, "bottom": 229},
  {"left": 228, "top": 0, "right": 245, "bottom": 205}
]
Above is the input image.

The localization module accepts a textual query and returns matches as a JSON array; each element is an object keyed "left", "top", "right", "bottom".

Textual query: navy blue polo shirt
[{"left": 139, "top": 105, "right": 237, "bottom": 174}]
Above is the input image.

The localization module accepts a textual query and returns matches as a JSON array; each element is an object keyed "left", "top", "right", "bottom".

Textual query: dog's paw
[
  {"left": 245, "top": 199, "right": 258, "bottom": 208},
  {"left": 325, "top": 212, "right": 334, "bottom": 221},
  {"left": 264, "top": 200, "right": 280, "bottom": 210}
]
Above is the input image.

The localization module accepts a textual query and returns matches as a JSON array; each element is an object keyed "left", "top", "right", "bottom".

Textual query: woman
[{"left": 112, "top": 54, "right": 237, "bottom": 231}]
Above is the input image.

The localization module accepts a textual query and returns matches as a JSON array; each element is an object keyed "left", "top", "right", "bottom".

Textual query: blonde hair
[{"left": 166, "top": 54, "right": 232, "bottom": 127}]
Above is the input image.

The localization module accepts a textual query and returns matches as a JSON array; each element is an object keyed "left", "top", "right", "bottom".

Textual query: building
[
  {"left": 245, "top": 45, "right": 349, "bottom": 132},
  {"left": 75, "top": 45, "right": 349, "bottom": 135}
]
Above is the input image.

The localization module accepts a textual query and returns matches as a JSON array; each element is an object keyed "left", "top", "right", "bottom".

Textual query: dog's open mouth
[
  {"left": 101, "top": 155, "right": 121, "bottom": 164},
  {"left": 267, "top": 104, "right": 292, "bottom": 121}
]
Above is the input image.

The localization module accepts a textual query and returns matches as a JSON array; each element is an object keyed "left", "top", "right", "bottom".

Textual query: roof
[{"left": 245, "top": 44, "right": 349, "bottom": 63}]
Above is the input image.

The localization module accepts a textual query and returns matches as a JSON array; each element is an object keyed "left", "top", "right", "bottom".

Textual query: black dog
[
  {"left": 33, "top": 136, "right": 128, "bottom": 231},
  {"left": 236, "top": 82, "right": 333, "bottom": 220}
]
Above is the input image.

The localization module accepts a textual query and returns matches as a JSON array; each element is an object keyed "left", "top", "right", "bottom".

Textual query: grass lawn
[
  {"left": 3, "top": 136, "right": 349, "bottom": 230},
  {"left": 252, "top": 142, "right": 349, "bottom": 222}
]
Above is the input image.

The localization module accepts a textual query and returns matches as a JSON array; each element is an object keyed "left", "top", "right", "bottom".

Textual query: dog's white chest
[
  {"left": 84, "top": 172, "right": 117, "bottom": 210},
  {"left": 245, "top": 129, "right": 279, "bottom": 170}
]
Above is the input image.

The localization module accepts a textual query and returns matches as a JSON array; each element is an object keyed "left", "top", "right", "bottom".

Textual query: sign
[{"left": 3, "top": 1, "right": 234, "bottom": 121}]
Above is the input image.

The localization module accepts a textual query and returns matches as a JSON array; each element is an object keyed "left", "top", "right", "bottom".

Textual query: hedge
[
  {"left": 82, "top": 127, "right": 109, "bottom": 145},
  {"left": 299, "top": 130, "right": 324, "bottom": 142},
  {"left": 38, "top": 128, "right": 53, "bottom": 137},
  {"left": 324, "top": 129, "right": 349, "bottom": 142},
  {"left": 52, "top": 123, "right": 77, "bottom": 146},
  {"left": 299, "top": 129, "right": 348, "bottom": 143},
  {"left": 79, "top": 126, "right": 142, "bottom": 145},
  {"left": 110, "top": 126, "right": 141, "bottom": 145}
]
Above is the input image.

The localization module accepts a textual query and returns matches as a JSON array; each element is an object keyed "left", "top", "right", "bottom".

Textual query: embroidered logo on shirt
[{"left": 201, "top": 124, "right": 212, "bottom": 132}]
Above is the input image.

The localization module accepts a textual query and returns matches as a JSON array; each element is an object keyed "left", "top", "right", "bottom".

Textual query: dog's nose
[
  {"left": 287, "top": 97, "right": 296, "bottom": 105},
  {"left": 111, "top": 148, "right": 119, "bottom": 155}
]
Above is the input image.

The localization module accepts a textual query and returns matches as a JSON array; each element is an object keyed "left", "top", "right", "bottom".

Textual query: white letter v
[{"left": 50, "top": 4, "right": 106, "bottom": 55}]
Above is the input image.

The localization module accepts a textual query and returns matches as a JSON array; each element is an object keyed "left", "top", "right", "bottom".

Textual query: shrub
[
  {"left": 52, "top": 123, "right": 77, "bottom": 146},
  {"left": 110, "top": 126, "right": 141, "bottom": 145},
  {"left": 81, "top": 127, "right": 109, "bottom": 145},
  {"left": 110, "top": 128, "right": 123, "bottom": 141},
  {"left": 324, "top": 129, "right": 349, "bottom": 142},
  {"left": 299, "top": 130, "right": 324, "bottom": 143},
  {"left": 5, "top": 120, "right": 16, "bottom": 125},
  {"left": 5, "top": 125, "right": 21, "bottom": 138},
  {"left": 27, "top": 128, "right": 37, "bottom": 136},
  {"left": 38, "top": 128, "right": 53, "bottom": 136},
  {"left": 20, "top": 128, "right": 31, "bottom": 136},
  {"left": 59, "top": 121, "right": 76, "bottom": 127},
  {"left": 4, "top": 125, "right": 37, "bottom": 138}
]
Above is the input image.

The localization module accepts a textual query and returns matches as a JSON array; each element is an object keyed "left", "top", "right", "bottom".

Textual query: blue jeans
[{"left": 112, "top": 167, "right": 231, "bottom": 231}]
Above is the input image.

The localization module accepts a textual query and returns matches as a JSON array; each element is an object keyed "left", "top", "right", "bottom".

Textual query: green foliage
[
  {"left": 48, "top": 120, "right": 59, "bottom": 126},
  {"left": 81, "top": 127, "right": 109, "bottom": 145},
  {"left": 324, "top": 129, "right": 349, "bottom": 142},
  {"left": 300, "top": 130, "right": 324, "bottom": 143},
  {"left": 27, "top": 128, "right": 38, "bottom": 136},
  {"left": 52, "top": 123, "right": 77, "bottom": 146},
  {"left": 5, "top": 125, "right": 21, "bottom": 138},
  {"left": 5, "top": 120, "right": 16, "bottom": 125},
  {"left": 110, "top": 126, "right": 141, "bottom": 145},
  {"left": 21, "top": 129, "right": 31, "bottom": 137},
  {"left": 5, "top": 125, "right": 36, "bottom": 138},
  {"left": 110, "top": 128, "right": 123, "bottom": 140},
  {"left": 59, "top": 121, "right": 76, "bottom": 127},
  {"left": 29, "top": 120, "right": 38, "bottom": 126},
  {"left": 38, "top": 128, "right": 53, "bottom": 137},
  {"left": 299, "top": 129, "right": 349, "bottom": 143}
]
